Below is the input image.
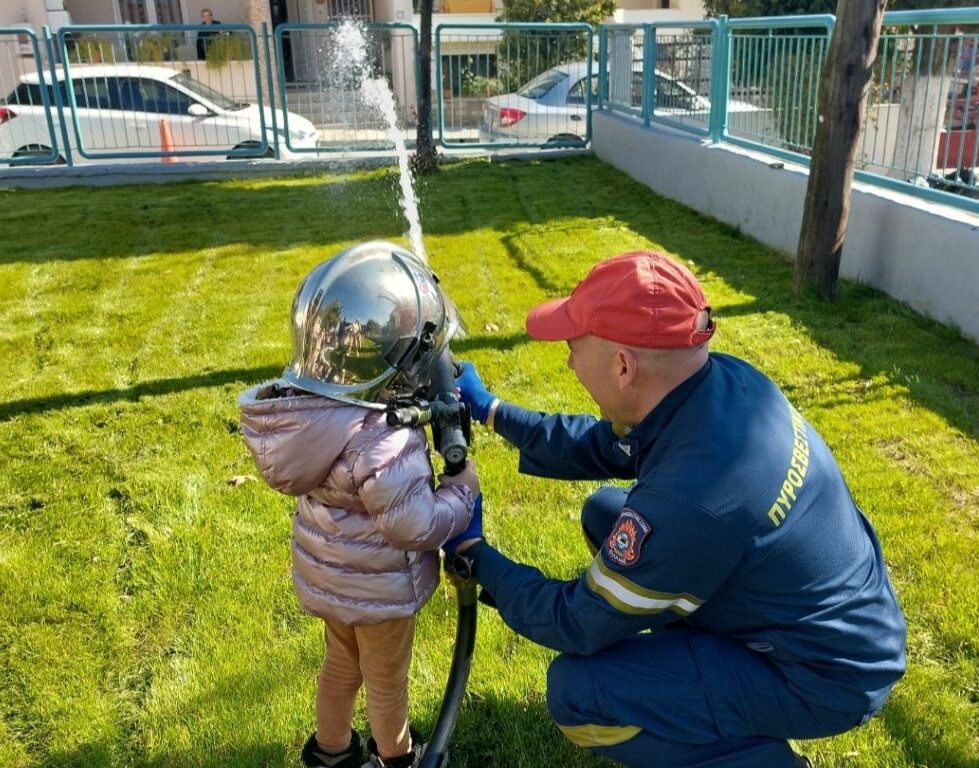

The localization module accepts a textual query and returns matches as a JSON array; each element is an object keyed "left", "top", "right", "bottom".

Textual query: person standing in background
[{"left": 196, "top": 8, "right": 221, "bottom": 61}]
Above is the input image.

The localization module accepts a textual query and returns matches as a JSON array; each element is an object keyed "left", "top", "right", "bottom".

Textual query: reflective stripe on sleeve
[
  {"left": 557, "top": 722, "right": 642, "bottom": 748},
  {"left": 586, "top": 556, "right": 703, "bottom": 616}
]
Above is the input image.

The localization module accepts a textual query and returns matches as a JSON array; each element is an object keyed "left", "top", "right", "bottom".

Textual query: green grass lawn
[{"left": 1, "top": 156, "right": 978, "bottom": 768}]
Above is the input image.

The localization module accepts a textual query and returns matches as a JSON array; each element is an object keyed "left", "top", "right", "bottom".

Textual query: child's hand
[{"left": 439, "top": 459, "right": 480, "bottom": 498}]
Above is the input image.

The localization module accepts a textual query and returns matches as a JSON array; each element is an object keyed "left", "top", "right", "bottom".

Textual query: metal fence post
[
  {"left": 43, "top": 26, "right": 73, "bottom": 166},
  {"left": 709, "top": 15, "right": 729, "bottom": 142},
  {"left": 262, "top": 22, "right": 280, "bottom": 159},
  {"left": 643, "top": 24, "right": 654, "bottom": 127},
  {"left": 598, "top": 26, "right": 608, "bottom": 110}
]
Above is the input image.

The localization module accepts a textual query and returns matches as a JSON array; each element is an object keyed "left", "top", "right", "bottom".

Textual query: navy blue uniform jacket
[{"left": 472, "top": 353, "right": 907, "bottom": 715}]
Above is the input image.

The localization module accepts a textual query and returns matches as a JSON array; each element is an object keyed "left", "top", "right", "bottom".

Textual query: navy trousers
[{"left": 546, "top": 486, "right": 864, "bottom": 768}]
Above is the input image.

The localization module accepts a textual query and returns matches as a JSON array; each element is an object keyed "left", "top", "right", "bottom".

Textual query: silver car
[{"left": 480, "top": 60, "right": 720, "bottom": 146}]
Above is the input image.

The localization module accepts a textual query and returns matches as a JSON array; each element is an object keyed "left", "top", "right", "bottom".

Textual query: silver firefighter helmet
[{"left": 283, "top": 240, "right": 465, "bottom": 408}]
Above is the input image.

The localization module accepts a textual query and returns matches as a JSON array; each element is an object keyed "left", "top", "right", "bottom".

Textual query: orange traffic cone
[{"left": 159, "top": 118, "right": 177, "bottom": 163}]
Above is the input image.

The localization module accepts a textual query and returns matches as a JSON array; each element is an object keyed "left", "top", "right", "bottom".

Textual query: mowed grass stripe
[{"left": 1, "top": 157, "right": 977, "bottom": 767}]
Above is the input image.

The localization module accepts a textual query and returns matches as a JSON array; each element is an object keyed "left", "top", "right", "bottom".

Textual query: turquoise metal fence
[
  {"left": 272, "top": 21, "right": 418, "bottom": 153},
  {"left": 51, "top": 24, "right": 273, "bottom": 162},
  {"left": 0, "top": 27, "right": 62, "bottom": 165},
  {"left": 2, "top": 14, "right": 978, "bottom": 214},
  {"left": 435, "top": 22, "right": 594, "bottom": 149},
  {"left": 599, "top": 10, "right": 978, "bottom": 209},
  {"left": 857, "top": 9, "right": 978, "bottom": 203},
  {"left": 708, "top": 11, "right": 977, "bottom": 206},
  {"left": 599, "top": 21, "right": 718, "bottom": 138},
  {"left": 721, "top": 15, "right": 834, "bottom": 152}
]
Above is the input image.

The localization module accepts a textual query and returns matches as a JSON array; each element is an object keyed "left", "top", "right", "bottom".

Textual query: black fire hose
[{"left": 386, "top": 349, "right": 477, "bottom": 768}]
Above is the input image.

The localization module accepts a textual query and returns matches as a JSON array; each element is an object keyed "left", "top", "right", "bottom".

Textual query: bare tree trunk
[
  {"left": 413, "top": 0, "right": 439, "bottom": 175},
  {"left": 794, "top": 0, "right": 886, "bottom": 299}
]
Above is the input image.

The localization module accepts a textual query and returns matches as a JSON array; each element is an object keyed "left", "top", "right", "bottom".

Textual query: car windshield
[
  {"left": 172, "top": 72, "right": 247, "bottom": 110},
  {"left": 517, "top": 69, "right": 570, "bottom": 100}
]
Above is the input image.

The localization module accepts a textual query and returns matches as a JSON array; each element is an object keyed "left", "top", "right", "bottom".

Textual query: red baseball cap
[{"left": 525, "top": 251, "right": 715, "bottom": 349}]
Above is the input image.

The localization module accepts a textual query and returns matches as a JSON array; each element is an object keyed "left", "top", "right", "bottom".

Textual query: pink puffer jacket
[{"left": 238, "top": 380, "right": 474, "bottom": 626}]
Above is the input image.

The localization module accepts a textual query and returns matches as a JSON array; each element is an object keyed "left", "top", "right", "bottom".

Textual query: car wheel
[
  {"left": 11, "top": 145, "right": 65, "bottom": 165},
  {"left": 545, "top": 133, "right": 585, "bottom": 147},
  {"left": 227, "top": 141, "right": 274, "bottom": 160}
]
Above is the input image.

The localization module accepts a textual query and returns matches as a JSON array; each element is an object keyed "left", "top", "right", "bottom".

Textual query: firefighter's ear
[{"left": 613, "top": 347, "right": 639, "bottom": 390}]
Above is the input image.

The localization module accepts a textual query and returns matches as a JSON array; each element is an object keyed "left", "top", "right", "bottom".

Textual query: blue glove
[
  {"left": 455, "top": 362, "right": 497, "bottom": 424},
  {"left": 443, "top": 493, "right": 483, "bottom": 559}
]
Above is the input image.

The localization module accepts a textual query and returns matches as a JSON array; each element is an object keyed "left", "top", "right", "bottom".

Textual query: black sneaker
[
  {"left": 794, "top": 755, "right": 813, "bottom": 768},
  {"left": 301, "top": 730, "right": 365, "bottom": 768},
  {"left": 366, "top": 727, "right": 425, "bottom": 768}
]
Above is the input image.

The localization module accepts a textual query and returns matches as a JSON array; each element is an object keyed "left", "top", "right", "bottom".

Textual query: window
[
  {"left": 11, "top": 83, "right": 46, "bottom": 105},
  {"left": 154, "top": 0, "right": 183, "bottom": 24},
  {"left": 174, "top": 73, "right": 241, "bottom": 110},
  {"left": 132, "top": 78, "right": 196, "bottom": 114},
  {"left": 566, "top": 75, "right": 598, "bottom": 105},
  {"left": 73, "top": 78, "right": 120, "bottom": 109},
  {"left": 655, "top": 76, "right": 698, "bottom": 110},
  {"left": 15, "top": 81, "right": 70, "bottom": 106},
  {"left": 517, "top": 69, "right": 568, "bottom": 101},
  {"left": 116, "top": 0, "right": 183, "bottom": 24},
  {"left": 117, "top": 0, "right": 148, "bottom": 24}
]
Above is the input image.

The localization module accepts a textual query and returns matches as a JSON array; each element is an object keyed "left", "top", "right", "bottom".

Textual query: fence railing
[
  {"left": 0, "top": 15, "right": 977, "bottom": 213},
  {"left": 858, "top": 8, "right": 978, "bottom": 202},
  {"left": 57, "top": 24, "right": 272, "bottom": 161},
  {"left": 722, "top": 15, "right": 835, "bottom": 151},
  {"left": 599, "top": 21, "right": 718, "bottom": 138},
  {"left": 0, "top": 27, "right": 62, "bottom": 165},
  {"left": 272, "top": 21, "right": 418, "bottom": 153},
  {"left": 605, "top": 9, "right": 978, "bottom": 209},
  {"left": 435, "top": 22, "right": 594, "bottom": 148}
]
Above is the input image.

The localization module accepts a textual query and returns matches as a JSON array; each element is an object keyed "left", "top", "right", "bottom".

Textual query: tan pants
[{"left": 316, "top": 616, "right": 415, "bottom": 759}]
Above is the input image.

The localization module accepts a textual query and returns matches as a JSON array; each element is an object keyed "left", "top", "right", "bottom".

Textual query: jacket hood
[{"left": 238, "top": 379, "right": 366, "bottom": 496}]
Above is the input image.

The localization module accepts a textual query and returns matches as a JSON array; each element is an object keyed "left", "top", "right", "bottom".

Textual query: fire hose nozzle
[{"left": 386, "top": 404, "right": 433, "bottom": 428}]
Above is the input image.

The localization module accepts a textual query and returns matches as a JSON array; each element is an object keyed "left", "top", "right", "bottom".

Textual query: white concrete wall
[{"left": 593, "top": 109, "right": 979, "bottom": 343}]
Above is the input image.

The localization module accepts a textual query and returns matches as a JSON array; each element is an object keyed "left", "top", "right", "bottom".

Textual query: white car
[
  {"left": 0, "top": 64, "right": 319, "bottom": 163},
  {"left": 480, "top": 60, "right": 746, "bottom": 145}
]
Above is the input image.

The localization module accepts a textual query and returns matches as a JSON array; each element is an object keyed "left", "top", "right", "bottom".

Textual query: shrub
[{"left": 205, "top": 32, "right": 253, "bottom": 69}]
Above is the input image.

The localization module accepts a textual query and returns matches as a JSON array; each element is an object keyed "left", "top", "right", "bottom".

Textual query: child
[{"left": 239, "top": 241, "right": 479, "bottom": 768}]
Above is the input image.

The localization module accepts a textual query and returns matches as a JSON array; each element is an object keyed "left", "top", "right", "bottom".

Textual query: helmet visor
[{"left": 283, "top": 242, "right": 466, "bottom": 406}]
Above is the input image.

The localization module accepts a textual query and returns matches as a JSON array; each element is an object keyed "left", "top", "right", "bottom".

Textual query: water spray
[
  {"left": 331, "top": 24, "right": 473, "bottom": 759},
  {"left": 386, "top": 349, "right": 477, "bottom": 768}
]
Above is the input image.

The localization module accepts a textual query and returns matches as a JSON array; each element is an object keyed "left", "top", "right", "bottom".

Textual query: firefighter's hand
[
  {"left": 443, "top": 493, "right": 483, "bottom": 559},
  {"left": 455, "top": 362, "right": 498, "bottom": 425}
]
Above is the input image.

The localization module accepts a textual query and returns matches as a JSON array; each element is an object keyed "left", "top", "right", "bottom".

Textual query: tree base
[{"left": 411, "top": 146, "right": 439, "bottom": 176}]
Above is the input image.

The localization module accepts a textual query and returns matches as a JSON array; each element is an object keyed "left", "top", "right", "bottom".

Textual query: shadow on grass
[
  {"left": 7, "top": 157, "right": 976, "bottom": 441},
  {"left": 48, "top": 742, "right": 291, "bottom": 768},
  {"left": 0, "top": 174, "right": 412, "bottom": 266},
  {"left": 878, "top": 696, "right": 979, "bottom": 768},
  {"left": 451, "top": 331, "right": 530, "bottom": 356},
  {"left": 0, "top": 337, "right": 528, "bottom": 422},
  {"left": 38, "top": 687, "right": 609, "bottom": 768},
  {"left": 0, "top": 365, "right": 280, "bottom": 422},
  {"left": 445, "top": 158, "right": 979, "bottom": 442},
  {"left": 422, "top": 690, "right": 617, "bottom": 768}
]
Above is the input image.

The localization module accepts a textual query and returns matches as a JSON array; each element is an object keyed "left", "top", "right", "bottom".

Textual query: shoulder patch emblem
[{"left": 604, "top": 508, "right": 653, "bottom": 568}]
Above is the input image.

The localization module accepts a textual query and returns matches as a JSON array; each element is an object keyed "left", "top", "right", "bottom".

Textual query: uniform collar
[{"left": 611, "top": 357, "right": 713, "bottom": 460}]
